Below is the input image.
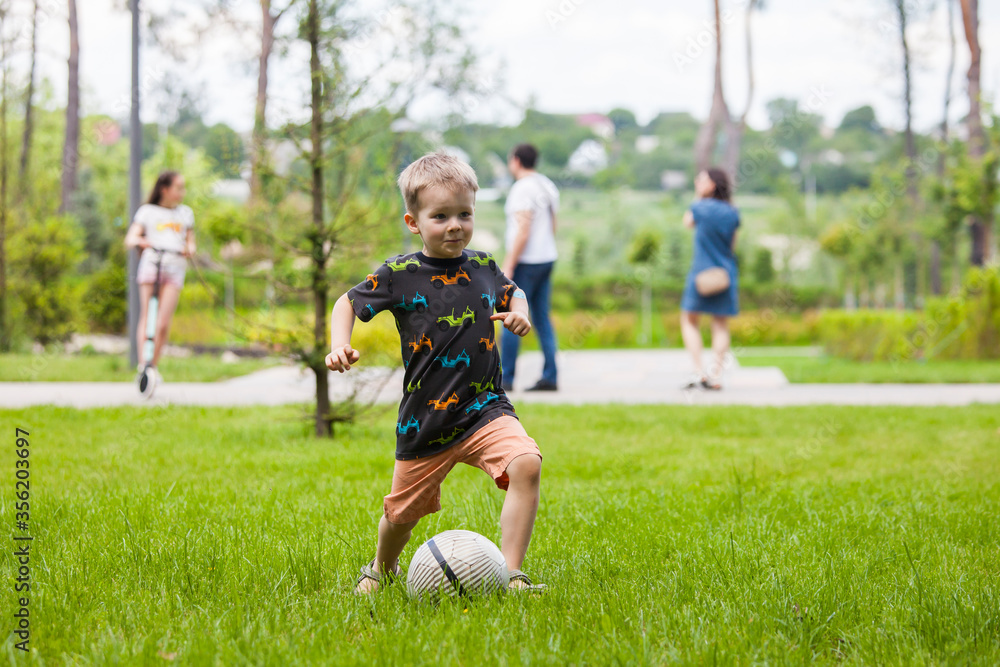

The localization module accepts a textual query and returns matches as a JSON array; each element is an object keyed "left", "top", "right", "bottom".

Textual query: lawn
[
  {"left": 3, "top": 404, "right": 998, "bottom": 664},
  {"left": 0, "top": 352, "right": 284, "bottom": 382},
  {"left": 739, "top": 354, "right": 1000, "bottom": 383}
]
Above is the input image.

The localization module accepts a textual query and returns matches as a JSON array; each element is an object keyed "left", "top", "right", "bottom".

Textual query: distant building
[
  {"left": 819, "top": 149, "right": 845, "bottom": 165},
  {"left": 660, "top": 170, "right": 687, "bottom": 190},
  {"left": 567, "top": 139, "right": 608, "bottom": 176},
  {"left": 94, "top": 119, "right": 121, "bottom": 146},
  {"left": 575, "top": 113, "right": 615, "bottom": 140},
  {"left": 635, "top": 135, "right": 661, "bottom": 154},
  {"left": 212, "top": 179, "right": 251, "bottom": 203}
]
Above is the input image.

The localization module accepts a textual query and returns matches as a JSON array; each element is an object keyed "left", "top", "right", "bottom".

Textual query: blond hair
[{"left": 397, "top": 152, "right": 479, "bottom": 214}]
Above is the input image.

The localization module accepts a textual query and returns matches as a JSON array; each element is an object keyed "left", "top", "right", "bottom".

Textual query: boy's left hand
[{"left": 490, "top": 311, "right": 531, "bottom": 336}]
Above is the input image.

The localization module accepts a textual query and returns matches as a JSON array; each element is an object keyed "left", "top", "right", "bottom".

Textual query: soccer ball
[{"left": 406, "top": 530, "right": 509, "bottom": 600}]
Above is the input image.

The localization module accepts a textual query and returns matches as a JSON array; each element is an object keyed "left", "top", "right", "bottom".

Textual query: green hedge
[
  {"left": 550, "top": 275, "right": 839, "bottom": 313},
  {"left": 818, "top": 267, "right": 1000, "bottom": 361}
]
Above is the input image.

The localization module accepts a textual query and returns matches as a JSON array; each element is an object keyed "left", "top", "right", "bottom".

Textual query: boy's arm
[
  {"left": 326, "top": 293, "right": 360, "bottom": 372},
  {"left": 490, "top": 288, "right": 531, "bottom": 336}
]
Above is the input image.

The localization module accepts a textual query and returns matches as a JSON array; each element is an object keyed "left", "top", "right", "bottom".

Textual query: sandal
[
  {"left": 682, "top": 373, "right": 705, "bottom": 390},
  {"left": 700, "top": 377, "right": 722, "bottom": 391},
  {"left": 354, "top": 559, "right": 401, "bottom": 595},
  {"left": 507, "top": 569, "right": 548, "bottom": 593}
]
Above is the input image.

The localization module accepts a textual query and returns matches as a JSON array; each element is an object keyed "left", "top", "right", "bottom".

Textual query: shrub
[
  {"left": 10, "top": 217, "right": 84, "bottom": 345},
  {"left": 817, "top": 267, "right": 1000, "bottom": 361},
  {"left": 83, "top": 244, "right": 128, "bottom": 333}
]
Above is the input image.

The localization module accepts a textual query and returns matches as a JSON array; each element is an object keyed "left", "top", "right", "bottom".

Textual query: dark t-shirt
[{"left": 347, "top": 249, "right": 519, "bottom": 460}]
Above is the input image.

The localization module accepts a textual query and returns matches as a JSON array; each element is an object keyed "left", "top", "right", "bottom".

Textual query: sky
[{"left": 9, "top": 0, "right": 1000, "bottom": 136}]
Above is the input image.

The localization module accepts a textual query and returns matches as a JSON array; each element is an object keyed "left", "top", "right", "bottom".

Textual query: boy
[{"left": 326, "top": 153, "right": 545, "bottom": 594}]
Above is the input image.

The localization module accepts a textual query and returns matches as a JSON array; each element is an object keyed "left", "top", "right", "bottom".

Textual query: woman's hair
[
  {"left": 147, "top": 170, "right": 180, "bottom": 206},
  {"left": 704, "top": 167, "right": 732, "bottom": 202}
]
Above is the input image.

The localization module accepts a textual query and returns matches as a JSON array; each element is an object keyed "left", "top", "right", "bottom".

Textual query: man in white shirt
[{"left": 500, "top": 144, "right": 560, "bottom": 392}]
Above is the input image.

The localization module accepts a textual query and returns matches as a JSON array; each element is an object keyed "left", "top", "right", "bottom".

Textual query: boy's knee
[
  {"left": 507, "top": 454, "right": 541, "bottom": 485},
  {"left": 383, "top": 515, "right": 419, "bottom": 532}
]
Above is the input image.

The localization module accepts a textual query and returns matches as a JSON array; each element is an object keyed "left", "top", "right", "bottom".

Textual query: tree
[
  {"left": 59, "top": 0, "right": 80, "bottom": 213},
  {"left": 723, "top": 0, "right": 763, "bottom": 185},
  {"left": 931, "top": 0, "right": 960, "bottom": 294},
  {"left": 240, "top": 0, "right": 482, "bottom": 437},
  {"left": 0, "top": 0, "right": 9, "bottom": 351},
  {"left": 204, "top": 123, "right": 245, "bottom": 178},
  {"left": 17, "top": 0, "right": 37, "bottom": 203},
  {"left": 958, "top": 0, "right": 991, "bottom": 265},
  {"left": 892, "top": 0, "right": 918, "bottom": 199},
  {"left": 607, "top": 108, "right": 637, "bottom": 133},
  {"left": 693, "top": 0, "right": 730, "bottom": 173},
  {"left": 252, "top": 0, "right": 294, "bottom": 203},
  {"left": 838, "top": 106, "right": 880, "bottom": 133}
]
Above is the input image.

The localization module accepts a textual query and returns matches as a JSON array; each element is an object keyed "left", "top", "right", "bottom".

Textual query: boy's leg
[
  {"left": 356, "top": 449, "right": 456, "bottom": 592},
  {"left": 499, "top": 452, "right": 542, "bottom": 573},
  {"left": 356, "top": 515, "right": 419, "bottom": 594}
]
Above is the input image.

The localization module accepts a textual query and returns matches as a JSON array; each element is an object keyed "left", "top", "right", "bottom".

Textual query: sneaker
[{"left": 525, "top": 379, "right": 558, "bottom": 392}]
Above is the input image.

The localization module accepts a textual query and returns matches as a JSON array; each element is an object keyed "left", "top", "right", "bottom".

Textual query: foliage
[
  {"left": 203, "top": 123, "right": 246, "bottom": 178},
  {"left": 750, "top": 246, "right": 775, "bottom": 284},
  {"left": 82, "top": 242, "right": 128, "bottom": 333},
  {"left": 818, "top": 267, "right": 1000, "bottom": 361},
  {"left": 8, "top": 216, "right": 84, "bottom": 345}
]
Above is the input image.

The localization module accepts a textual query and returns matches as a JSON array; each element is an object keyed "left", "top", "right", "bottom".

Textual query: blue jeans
[{"left": 501, "top": 261, "right": 558, "bottom": 387}]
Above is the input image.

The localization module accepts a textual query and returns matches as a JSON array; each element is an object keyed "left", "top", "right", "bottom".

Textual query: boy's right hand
[{"left": 326, "top": 344, "right": 360, "bottom": 373}]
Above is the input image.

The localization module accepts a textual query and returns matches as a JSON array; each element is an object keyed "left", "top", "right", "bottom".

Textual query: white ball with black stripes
[{"left": 406, "top": 530, "right": 509, "bottom": 600}]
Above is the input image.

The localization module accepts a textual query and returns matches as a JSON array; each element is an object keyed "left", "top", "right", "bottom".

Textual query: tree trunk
[
  {"left": 0, "top": 11, "right": 9, "bottom": 352},
  {"left": 929, "top": 241, "right": 942, "bottom": 295},
  {"left": 938, "top": 0, "right": 956, "bottom": 177},
  {"left": 60, "top": 0, "right": 80, "bottom": 214},
  {"left": 251, "top": 0, "right": 278, "bottom": 204},
  {"left": 694, "top": 0, "right": 730, "bottom": 174},
  {"left": 959, "top": 0, "right": 991, "bottom": 265},
  {"left": 895, "top": 0, "right": 923, "bottom": 306},
  {"left": 307, "top": 0, "right": 331, "bottom": 437},
  {"left": 896, "top": 0, "right": 918, "bottom": 199},
  {"left": 723, "top": 0, "right": 759, "bottom": 185},
  {"left": 17, "top": 0, "right": 38, "bottom": 204},
  {"left": 931, "top": 0, "right": 956, "bottom": 296}
]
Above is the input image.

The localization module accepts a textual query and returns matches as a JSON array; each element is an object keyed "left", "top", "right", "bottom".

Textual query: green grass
[
  {"left": 740, "top": 354, "right": 1000, "bottom": 383},
  {"left": 3, "top": 404, "right": 998, "bottom": 664},
  {"left": 0, "top": 352, "right": 283, "bottom": 382}
]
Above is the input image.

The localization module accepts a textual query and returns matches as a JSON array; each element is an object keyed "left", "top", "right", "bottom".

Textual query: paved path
[{"left": 3, "top": 349, "right": 1000, "bottom": 408}]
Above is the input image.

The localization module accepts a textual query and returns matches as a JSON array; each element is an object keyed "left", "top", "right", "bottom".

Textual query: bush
[
  {"left": 818, "top": 267, "right": 1000, "bottom": 361},
  {"left": 83, "top": 244, "right": 128, "bottom": 333},
  {"left": 817, "top": 310, "right": 921, "bottom": 361},
  {"left": 10, "top": 217, "right": 84, "bottom": 345}
]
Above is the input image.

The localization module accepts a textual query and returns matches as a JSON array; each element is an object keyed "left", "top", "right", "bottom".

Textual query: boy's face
[{"left": 404, "top": 184, "right": 475, "bottom": 259}]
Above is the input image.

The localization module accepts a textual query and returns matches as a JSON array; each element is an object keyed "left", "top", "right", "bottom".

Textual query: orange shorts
[{"left": 383, "top": 415, "right": 541, "bottom": 524}]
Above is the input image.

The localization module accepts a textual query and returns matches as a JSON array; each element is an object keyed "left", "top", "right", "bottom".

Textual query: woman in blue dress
[{"left": 680, "top": 167, "right": 740, "bottom": 390}]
